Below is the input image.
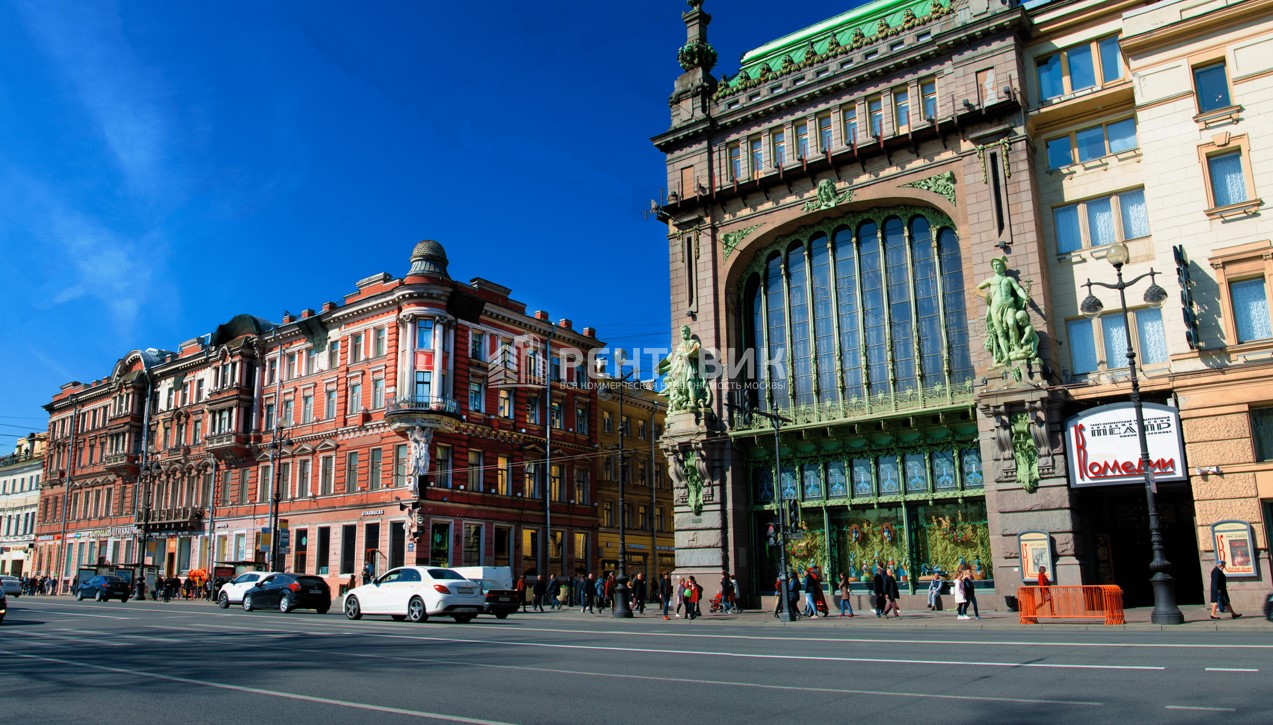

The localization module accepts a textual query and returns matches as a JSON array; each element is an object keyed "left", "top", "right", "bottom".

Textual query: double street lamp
[
  {"left": 608, "top": 373, "right": 636, "bottom": 619},
  {"left": 266, "top": 431, "right": 293, "bottom": 572},
  {"left": 1080, "top": 241, "right": 1184, "bottom": 625}
]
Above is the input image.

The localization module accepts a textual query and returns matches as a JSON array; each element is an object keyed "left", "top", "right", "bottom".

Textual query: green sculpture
[
  {"left": 977, "top": 257, "right": 1039, "bottom": 377},
  {"left": 683, "top": 450, "right": 705, "bottom": 515},
  {"left": 1011, "top": 413, "right": 1040, "bottom": 493},
  {"left": 657, "top": 325, "right": 712, "bottom": 413},
  {"left": 802, "top": 179, "right": 852, "bottom": 212}
]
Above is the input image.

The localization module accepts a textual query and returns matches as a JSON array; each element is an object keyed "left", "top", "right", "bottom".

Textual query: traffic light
[
  {"left": 766, "top": 523, "right": 778, "bottom": 547},
  {"left": 787, "top": 498, "right": 800, "bottom": 529},
  {"left": 1174, "top": 244, "right": 1200, "bottom": 349}
]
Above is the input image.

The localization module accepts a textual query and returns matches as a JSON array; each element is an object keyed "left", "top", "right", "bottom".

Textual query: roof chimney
[
  {"left": 557, "top": 318, "right": 572, "bottom": 330},
  {"left": 534, "top": 310, "right": 549, "bottom": 322}
]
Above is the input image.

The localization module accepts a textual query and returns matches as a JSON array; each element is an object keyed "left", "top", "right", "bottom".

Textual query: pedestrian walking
[
  {"left": 580, "top": 573, "right": 596, "bottom": 613},
  {"left": 659, "top": 571, "right": 673, "bottom": 620},
  {"left": 879, "top": 567, "right": 901, "bottom": 618},
  {"left": 719, "top": 571, "right": 735, "bottom": 614},
  {"left": 1036, "top": 565, "right": 1052, "bottom": 613},
  {"left": 953, "top": 567, "right": 968, "bottom": 618},
  {"left": 632, "top": 572, "right": 647, "bottom": 614},
  {"left": 532, "top": 575, "right": 547, "bottom": 613},
  {"left": 515, "top": 575, "right": 528, "bottom": 613},
  {"left": 1209, "top": 560, "right": 1242, "bottom": 620},
  {"left": 802, "top": 568, "right": 816, "bottom": 617},
  {"left": 811, "top": 567, "right": 829, "bottom": 617},
  {"left": 685, "top": 576, "right": 702, "bottom": 619},
  {"left": 836, "top": 573, "right": 855, "bottom": 617}
]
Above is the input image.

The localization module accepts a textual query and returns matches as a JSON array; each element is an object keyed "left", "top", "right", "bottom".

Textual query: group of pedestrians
[{"left": 14, "top": 574, "right": 58, "bottom": 596}]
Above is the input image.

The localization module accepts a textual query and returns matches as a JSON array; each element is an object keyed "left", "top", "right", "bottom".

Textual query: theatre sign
[{"left": 1064, "top": 402, "right": 1187, "bottom": 488}]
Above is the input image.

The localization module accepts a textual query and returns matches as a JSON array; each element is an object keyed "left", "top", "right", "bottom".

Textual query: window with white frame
[
  {"left": 1046, "top": 117, "right": 1137, "bottom": 170},
  {"left": 436, "top": 444, "right": 452, "bottom": 488},
  {"left": 1053, "top": 188, "right": 1149, "bottom": 254},
  {"left": 1036, "top": 35, "right": 1123, "bottom": 103},
  {"left": 469, "top": 381, "right": 484, "bottom": 413},
  {"left": 1066, "top": 308, "right": 1168, "bottom": 377}
]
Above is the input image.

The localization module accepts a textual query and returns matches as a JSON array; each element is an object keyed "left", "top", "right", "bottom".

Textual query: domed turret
[{"left": 408, "top": 239, "right": 450, "bottom": 279}]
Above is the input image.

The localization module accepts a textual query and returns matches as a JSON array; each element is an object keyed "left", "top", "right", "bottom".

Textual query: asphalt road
[{"left": 1, "top": 596, "right": 1268, "bottom": 724}]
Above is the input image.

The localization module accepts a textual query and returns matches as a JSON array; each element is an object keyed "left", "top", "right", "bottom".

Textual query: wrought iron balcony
[{"left": 384, "top": 396, "right": 462, "bottom": 433}]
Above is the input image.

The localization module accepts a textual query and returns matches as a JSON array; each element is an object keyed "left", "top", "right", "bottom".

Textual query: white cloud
[{"left": 16, "top": 0, "right": 172, "bottom": 197}]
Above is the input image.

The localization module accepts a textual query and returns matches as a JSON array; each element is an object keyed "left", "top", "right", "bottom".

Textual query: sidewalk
[{"left": 525, "top": 602, "right": 1273, "bottom": 632}]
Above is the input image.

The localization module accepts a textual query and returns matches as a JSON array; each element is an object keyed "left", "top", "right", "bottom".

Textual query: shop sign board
[
  {"left": 1017, "top": 531, "right": 1054, "bottom": 583},
  {"left": 1064, "top": 402, "right": 1186, "bottom": 487}
]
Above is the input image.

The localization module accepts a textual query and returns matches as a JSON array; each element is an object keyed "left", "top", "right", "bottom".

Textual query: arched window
[
  {"left": 787, "top": 243, "right": 812, "bottom": 407},
  {"left": 809, "top": 235, "right": 837, "bottom": 403},
  {"left": 939, "top": 227, "right": 973, "bottom": 384},
  {"left": 884, "top": 217, "right": 915, "bottom": 394},
  {"left": 834, "top": 227, "right": 863, "bottom": 400},
  {"left": 739, "top": 207, "right": 969, "bottom": 418},
  {"left": 911, "top": 217, "right": 943, "bottom": 386},
  {"left": 764, "top": 254, "right": 787, "bottom": 408}
]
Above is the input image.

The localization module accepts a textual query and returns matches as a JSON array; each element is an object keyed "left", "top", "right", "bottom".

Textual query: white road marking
[
  {"left": 1204, "top": 667, "right": 1258, "bottom": 672},
  {"left": 316, "top": 647, "right": 1104, "bottom": 707},
  {"left": 148, "top": 619, "right": 1169, "bottom": 671},
  {"left": 0, "top": 649, "right": 512, "bottom": 724},
  {"left": 3, "top": 630, "right": 130, "bottom": 647},
  {"left": 12, "top": 606, "right": 131, "bottom": 621},
  {"left": 53, "top": 628, "right": 185, "bottom": 644},
  {"left": 1165, "top": 705, "right": 1236, "bottom": 712}
]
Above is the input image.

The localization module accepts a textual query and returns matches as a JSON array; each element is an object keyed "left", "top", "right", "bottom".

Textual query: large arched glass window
[
  {"left": 765, "top": 254, "right": 787, "bottom": 408},
  {"left": 810, "top": 235, "right": 837, "bottom": 404},
  {"left": 884, "top": 217, "right": 915, "bottom": 394},
  {"left": 787, "top": 244, "right": 813, "bottom": 407},
  {"left": 834, "top": 227, "right": 863, "bottom": 401},
  {"left": 740, "top": 207, "right": 968, "bottom": 419}
]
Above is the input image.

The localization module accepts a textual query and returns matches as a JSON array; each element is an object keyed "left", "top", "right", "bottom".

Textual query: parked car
[
  {"left": 452, "top": 566, "right": 518, "bottom": 619},
  {"left": 0, "top": 586, "right": 7, "bottom": 623},
  {"left": 216, "top": 571, "right": 279, "bottom": 608},
  {"left": 343, "top": 566, "right": 485, "bottom": 623},
  {"left": 1265, "top": 592, "right": 1272, "bottom": 621},
  {"left": 0, "top": 576, "right": 21, "bottom": 597},
  {"left": 241, "top": 574, "right": 331, "bottom": 614},
  {"left": 76, "top": 575, "right": 131, "bottom": 602}
]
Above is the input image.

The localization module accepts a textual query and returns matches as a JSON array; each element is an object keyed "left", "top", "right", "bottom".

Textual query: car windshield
[
  {"left": 103, "top": 576, "right": 123, "bottom": 583},
  {"left": 427, "top": 569, "right": 466, "bottom": 580},
  {"left": 295, "top": 577, "right": 326, "bottom": 587}
]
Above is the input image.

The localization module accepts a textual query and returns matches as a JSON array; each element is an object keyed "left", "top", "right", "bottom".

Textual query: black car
[
  {"left": 1265, "top": 592, "right": 1272, "bottom": 621},
  {"left": 76, "top": 575, "right": 131, "bottom": 602},
  {"left": 241, "top": 574, "right": 331, "bottom": 614},
  {"left": 0, "top": 587, "right": 7, "bottom": 623}
]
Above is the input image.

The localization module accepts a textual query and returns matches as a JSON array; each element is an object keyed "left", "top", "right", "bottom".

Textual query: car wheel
[
  {"left": 279, "top": 594, "right": 294, "bottom": 613},
  {"left": 495, "top": 613, "right": 509, "bottom": 620},
  {"left": 95, "top": 591, "right": 104, "bottom": 602},
  {"left": 217, "top": 592, "right": 230, "bottom": 609},
  {"left": 406, "top": 596, "right": 428, "bottom": 623},
  {"left": 344, "top": 595, "right": 362, "bottom": 620},
  {"left": 76, "top": 591, "right": 84, "bottom": 601},
  {"left": 242, "top": 594, "right": 255, "bottom": 612},
  {"left": 453, "top": 614, "right": 474, "bottom": 624}
]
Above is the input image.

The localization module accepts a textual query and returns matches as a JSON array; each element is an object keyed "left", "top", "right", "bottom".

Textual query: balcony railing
[
  {"left": 102, "top": 452, "right": 140, "bottom": 474},
  {"left": 136, "top": 505, "right": 204, "bottom": 528},
  {"left": 386, "top": 396, "right": 459, "bottom": 415}
]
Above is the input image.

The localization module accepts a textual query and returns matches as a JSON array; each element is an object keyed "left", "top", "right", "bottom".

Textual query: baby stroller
[{"left": 709, "top": 591, "right": 726, "bottom": 613}]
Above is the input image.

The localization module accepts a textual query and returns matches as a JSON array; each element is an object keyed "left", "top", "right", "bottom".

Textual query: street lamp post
[
  {"left": 266, "top": 432, "right": 292, "bottom": 572},
  {"left": 138, "top": 461, "right": 159, "bottom": 599},
  {"left": 1080, "top": 241, "right": 1183, "bottom": 625},
  {"left": 728, "top": 402, "right": 795, "bottom": 622},
  {"left": 612, "top": 372, "right": 635, "bottom": 618}
]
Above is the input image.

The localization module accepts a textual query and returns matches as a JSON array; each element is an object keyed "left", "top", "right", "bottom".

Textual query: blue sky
[{"left": 0, "top": 0, "right": 846, "bottom": 444}]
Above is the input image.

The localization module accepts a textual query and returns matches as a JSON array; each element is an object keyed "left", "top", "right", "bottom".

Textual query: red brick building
[{"left": 36, "top": 240, "right": 603, "bottom": 592}]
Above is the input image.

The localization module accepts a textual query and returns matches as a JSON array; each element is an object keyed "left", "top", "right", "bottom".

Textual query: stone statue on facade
[
  {"left": 667, "top": 445, "right": 706, "bottom": 516},
  {"left": 657, "top": 325, "right": 711, "bottom": 413},
  {"left": 978, "top": 257, "right": 1039, "bottom": 372},
  {"left": 407, "top": 426, "right": 433, "bottom": 495}
]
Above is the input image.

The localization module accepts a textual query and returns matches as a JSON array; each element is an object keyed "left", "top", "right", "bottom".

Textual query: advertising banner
[
  {"left": 1017, "top": 531, "right": 1054, "bottom": 583},
  {"left": 1212, "top": 520, "right": 1258, "bottom": 579},
  {"left": 1064, "top": 402, "right": 1186, "bottom": 487}
]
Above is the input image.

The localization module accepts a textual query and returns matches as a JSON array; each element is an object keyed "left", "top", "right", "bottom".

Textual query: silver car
[{"left": 0, "top": 576, "right": 21, "bottom": 597}]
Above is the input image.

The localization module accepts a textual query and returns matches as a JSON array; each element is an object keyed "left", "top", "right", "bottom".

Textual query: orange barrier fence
[{"left": 1016, "top": 585, "right": 1124, "bottom": 625}]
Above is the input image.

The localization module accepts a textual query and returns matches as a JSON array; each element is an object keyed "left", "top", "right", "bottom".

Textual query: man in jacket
[
  {"left": 532, "top": 575, "right": 547, "bottom": 612},
  {"left": 1210, "top": 560, "right": 1242, "bottom": 619},
  {"left": 580, "top": 572, "right": 596, "bottom": 613},
  {"left": 631, "top": 572, "right": 647, "bottom": 614},
  {"left": 659, "top": 572, "right": 673, "bottom": 620}
]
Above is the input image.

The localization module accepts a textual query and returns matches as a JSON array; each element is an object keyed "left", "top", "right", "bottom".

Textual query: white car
[
  {"left": 0, "top": 576, "right": 21, "bottom": 597},
  {"left": 343, "top": 566, "right": 485, "bottom": 623},
  {"left": 216, "top": 571, "right": 279, "bottom": 608}
]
